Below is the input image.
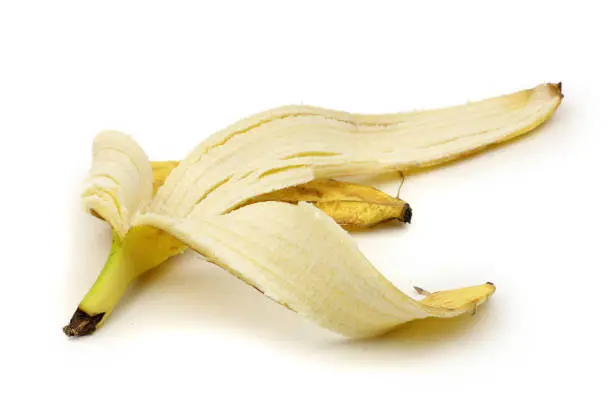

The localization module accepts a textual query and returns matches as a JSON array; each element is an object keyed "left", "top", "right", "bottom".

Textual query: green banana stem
[{"left": 63, "top": 227, "right": 186, "bottom": 337}]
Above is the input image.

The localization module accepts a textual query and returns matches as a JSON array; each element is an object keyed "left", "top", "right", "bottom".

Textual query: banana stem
[
  {"left": 63, "top": 235, "right": 140, "bottom": 337},
  {"left": 63, "top": 226, "right": 187, "bottom": 337},
  {"left": 82, "top": 239, "right": 137, "bottom": 313}
]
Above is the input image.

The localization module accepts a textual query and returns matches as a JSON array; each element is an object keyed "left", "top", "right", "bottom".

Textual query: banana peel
[{"left": 66, "top": 83, "right": 562, "bottom": 338}]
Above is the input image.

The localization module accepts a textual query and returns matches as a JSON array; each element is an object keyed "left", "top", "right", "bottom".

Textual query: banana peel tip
[
  {"left": 548, "top": 82, "right": 563, "bottom": 99},
  {"left": 401, "top": 203, "right": 412, "bottom": 223}
]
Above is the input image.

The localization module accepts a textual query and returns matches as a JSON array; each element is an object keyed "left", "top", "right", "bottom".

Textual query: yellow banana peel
[{"left": 66, "top": 83, "right": 562, "bottom": 338}]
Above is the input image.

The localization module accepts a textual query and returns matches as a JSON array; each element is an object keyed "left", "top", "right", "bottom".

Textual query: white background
[{"left": 1, "top": 1, "right": 610, "bottom": 406}]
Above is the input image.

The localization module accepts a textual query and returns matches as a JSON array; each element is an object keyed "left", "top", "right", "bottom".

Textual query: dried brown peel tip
[
  {"left": 414, "top": 286, "right": 431, "bottom": 296},
  {"left": 401, "top": 203, "right": 413, "bottom": 223},
  {"left": 548, "top": 82, "right": 563, "bottom": 99},
  {"left": 62, "top": 308, "right": 105, "bottom": 337}
]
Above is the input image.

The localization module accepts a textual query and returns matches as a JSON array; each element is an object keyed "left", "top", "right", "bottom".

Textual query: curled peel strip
[
  {"left": 138, "top": 202, "right": 495, "bottom": 338},
  {"left": 82, "top": 130, "right": 153, "bottom": 237},
  {"left": 152, "top": 83, "right": 562, "bottom": 218}
]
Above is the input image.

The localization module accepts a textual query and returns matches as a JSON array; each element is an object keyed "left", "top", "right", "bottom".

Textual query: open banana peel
[{"left": 65, "top": 83, "right": 562, "bottom": 338}]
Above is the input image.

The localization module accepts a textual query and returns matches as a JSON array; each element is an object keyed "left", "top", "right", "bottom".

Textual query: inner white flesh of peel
[{"left": 82, "top": 83, "right": 561, "bottom": 338}]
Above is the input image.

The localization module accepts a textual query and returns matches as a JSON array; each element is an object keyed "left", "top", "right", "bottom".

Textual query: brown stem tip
[
  {"left": 63, "top": 308, "right": 105, "bottom": 338},
  {"left": 414, "top": 286, "right": 431, "bottom": 296},
  {"left": 402, "top": 203, "right": 413, "bottom": 223},
  {"left": 547, "top": 82, "right": 564, "bottom": 99}
]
